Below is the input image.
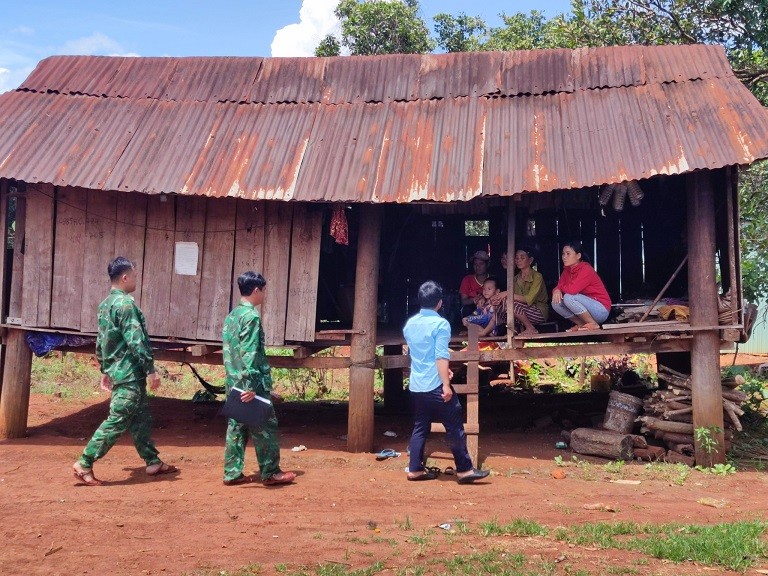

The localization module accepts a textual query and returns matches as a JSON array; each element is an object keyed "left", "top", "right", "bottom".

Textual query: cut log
[
  {"left": 665, "top": 450, "right": 695, "bottom": 467},
  {"left": 668, "top": 443, "right": 695, "bottom": 456},
  {"left": 634, "top": 446, "right": 666, "bottom": 461},
  {"left": 724, "top": 404, "right": 743, "bottom": 432},
  {"left": 662, "top": 432, "right": 695, "bottom": 444},
  {"left": 721, "top": 389, "right": 747, "bottom": 403},
  {"left": 637, "top": 416, "right": 694, "bottom": 435},
  {"left": 630, "top": 434, "right": 648, "bottom": 449},
  {"left": 570, "top": 428, "right": 633, "bottom": 460},
  {"left": 721, "top": 375, "right": 746, "bottom": 388},
  {"left": 664, "top": 407, "right": 693, "bottom": 419}
]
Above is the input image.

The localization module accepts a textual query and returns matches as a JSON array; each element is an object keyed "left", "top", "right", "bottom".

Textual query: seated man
[{"left": 462, "top": 277, "right": 502, "bottom": 337}]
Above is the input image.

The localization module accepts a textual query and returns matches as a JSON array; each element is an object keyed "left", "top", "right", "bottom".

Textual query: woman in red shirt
[{"left": 552, "top": 241, "right": 611, "bottom": 332}]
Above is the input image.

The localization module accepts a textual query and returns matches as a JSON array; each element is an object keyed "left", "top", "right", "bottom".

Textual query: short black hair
[
  {"left": 516, "top": 246, "right": 536, "bottom": 262},
  {"left": 417, "top": 280, "right": 442, "bottom": 309},
  {"left": 483, "top": 277, "right": 498, "bottom": 289},
  {"left": 108, "top": 256, "right": 134, "bottom": 281},
  {"left": 238, "top": 271, "right": 267, "bottom": 296}
]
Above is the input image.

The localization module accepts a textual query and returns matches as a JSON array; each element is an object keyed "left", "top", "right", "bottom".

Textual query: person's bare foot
[{"left": 520, "top": 327, "right": 539, "bottom": 336}]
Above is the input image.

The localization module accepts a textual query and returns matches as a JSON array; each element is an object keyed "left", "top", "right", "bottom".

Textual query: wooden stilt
[
  {"left": 0, "top": 329, "right": 33, "bottom": 439},
  {"left": 687, "top": 171, "right": 725, "bottom": 466},
  {"left": 382, "top": 344, "right": 407, "bottom": 413},
  {"left": 348, "top": 205, "right": 381, "bottom": 453}
]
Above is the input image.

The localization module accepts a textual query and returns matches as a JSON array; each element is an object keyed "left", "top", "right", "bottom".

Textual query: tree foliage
[{"left": 315, "top": 0, "right": 434, "bottom": 56}]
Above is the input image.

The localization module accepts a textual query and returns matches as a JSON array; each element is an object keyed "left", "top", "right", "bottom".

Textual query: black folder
[{"left": 219, "top": 387, "right": 273, "bottom": 427}]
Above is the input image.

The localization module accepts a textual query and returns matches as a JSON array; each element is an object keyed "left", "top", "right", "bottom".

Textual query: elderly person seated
[
  {"left": 491, "top": 248, "right": 549, "bottom": 335},
  {"left": 552, "top": 241, "right": 611, "bottom": 331},
  {"left": 459, "top": 250, "right": 490, "bottom": 317}
]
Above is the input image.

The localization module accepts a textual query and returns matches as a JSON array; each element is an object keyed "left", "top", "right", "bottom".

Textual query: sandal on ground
[
  {"left": 223, "top": 474, "right": 254, "bottom": 486},
  {"left": 146, "top": 462, "right": 178, "bottom": 476},
  {"left": 457, "top": 468, "right": 491, "bottom": 484},
  {"left": 73, "top": 465, "right": 103, "bottom": 486},
  {"left": 375, "top": 448, "right": 401, "bottom": 461},
  {"left": 407, "top": 470, "right": 438, "bottom": 481},
  {"left": 263, "top": 471, "right": 297, "bottom": 486},
  {"left": 443, "top": 466, "right": 456, "bottom": 476}
]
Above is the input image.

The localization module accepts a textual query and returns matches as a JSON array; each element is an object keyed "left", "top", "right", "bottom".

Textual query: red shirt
[
  {"left": 459, "top": 274, "right": 485, "bottom": 299},
  {"left": 556, "top": 262, "right": 611, "bottom": 311}
]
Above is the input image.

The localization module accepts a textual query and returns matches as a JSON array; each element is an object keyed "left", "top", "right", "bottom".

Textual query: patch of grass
[
  {"left": 556, "top": 521, "right": 768, "bottom": 571},
  {"left": 479, "top": 518, "right": 548, "bottom": 537},
  {"left": 31, "top": 353, "right": 103, "bottom": 398},
  {"left": 603, "top": 460, "right": 625, "bottom": 474},
  {"left": 395, "top": 516, "right": 413, "bottom": 531},
  {"left": 440, "top": 549, "right": 528, "bottom": 574},
  {"left": 641, "top": 462, "right": 690, "bottom": 485}
]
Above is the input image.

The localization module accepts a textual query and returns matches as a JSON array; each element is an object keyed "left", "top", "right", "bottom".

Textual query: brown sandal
[
  {"left": 73, "top": 466, "right": 103, "bottom": 486},
  {"left": 146, "top": 462, "right": 178, "bottom": 476}
]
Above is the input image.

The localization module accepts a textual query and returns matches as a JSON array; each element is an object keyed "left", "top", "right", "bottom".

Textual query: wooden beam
[
  {"left": 506, "top": 199, "right": 516, "bottom": 347},
  {"left": 7, "top": 191, "right": 25, "bottom": 323},
  {"left": 348, "top": 204, "right": 381, "bottom": 453},
  {"left": 382, "top": 344, "right": 407, "bottom": 412},
  {"left": 0, "top": 329, "right": 33, "bottom": 438},
  {"left": 687, "top": 171, "right": 725, "bottom": 466}
]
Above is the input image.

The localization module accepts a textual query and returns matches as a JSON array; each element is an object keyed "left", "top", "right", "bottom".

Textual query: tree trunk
[{"left": 570, "top": 428, "right": 633, "bottom": 460}]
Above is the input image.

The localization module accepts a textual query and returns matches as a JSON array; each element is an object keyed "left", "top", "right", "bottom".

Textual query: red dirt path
[{"left": 2, "top": 352, "right": 768, "bottom": 575}]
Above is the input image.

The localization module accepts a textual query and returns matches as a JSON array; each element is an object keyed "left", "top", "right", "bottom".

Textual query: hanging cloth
[{"left": 330, "top": 204, "right": 349, "bottom": 245}]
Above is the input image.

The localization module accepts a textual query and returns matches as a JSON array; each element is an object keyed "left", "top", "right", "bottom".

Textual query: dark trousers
[{"left": 408, "top": 387, "right": 473, "bottom": 474}]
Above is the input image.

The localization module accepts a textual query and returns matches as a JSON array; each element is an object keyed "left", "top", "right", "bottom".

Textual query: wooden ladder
[{"left": 430, "top": 323, "right": 480, "bottom": 463}]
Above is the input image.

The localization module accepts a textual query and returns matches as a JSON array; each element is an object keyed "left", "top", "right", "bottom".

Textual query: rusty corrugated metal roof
[{"left": 2, "top": 45, "right": 768, "bottom": 202}]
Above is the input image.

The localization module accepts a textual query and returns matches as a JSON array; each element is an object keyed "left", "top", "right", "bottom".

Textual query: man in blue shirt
[{"left": 403, "top": 281, "right": 490, "bottom": 484}]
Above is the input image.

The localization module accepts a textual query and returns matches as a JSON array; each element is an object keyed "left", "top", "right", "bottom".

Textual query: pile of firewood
[{"left": 636, "top": 365, "right": 746, "bottom": 466}]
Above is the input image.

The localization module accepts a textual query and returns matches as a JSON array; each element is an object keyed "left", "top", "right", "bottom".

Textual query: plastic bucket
[{"left": 603, "top": 390, "right": 643, "bottom": 434}]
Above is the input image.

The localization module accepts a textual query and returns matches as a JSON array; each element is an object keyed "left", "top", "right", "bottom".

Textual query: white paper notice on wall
[{"left": 174, "top": 242, "right": 199, "bottom": 276}]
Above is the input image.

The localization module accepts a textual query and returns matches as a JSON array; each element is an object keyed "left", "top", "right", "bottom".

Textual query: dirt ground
[{"left": 2, "top": 353, "right": 768, "bottom": 576}]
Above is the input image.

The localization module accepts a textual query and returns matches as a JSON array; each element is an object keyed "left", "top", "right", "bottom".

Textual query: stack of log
[{"left": 636, "top": 366, "right": 745, "bottom": 466}]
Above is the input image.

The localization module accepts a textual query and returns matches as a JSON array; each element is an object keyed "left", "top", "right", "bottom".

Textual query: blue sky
[{"left": 0, "top": 0, "right": 572, "bottom": 93}]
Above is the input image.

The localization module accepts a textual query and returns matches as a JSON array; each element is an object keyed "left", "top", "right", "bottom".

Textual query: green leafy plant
[{"left": 695, "top": 425, "right": 723, "bottom": 456}]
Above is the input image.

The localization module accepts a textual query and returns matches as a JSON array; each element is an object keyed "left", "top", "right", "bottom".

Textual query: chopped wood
[
  {"left": 661, "top": 432, "right": 695, "bottom": 444},
  {"left": 668, "top": 443, "right": 695, "bottom": 456},
  {"left": 721, "top": 375, "right": 746, "bottom": 388},
  {"left": 633, "top": 446, "right": 666, "bottom": 461},
  {"left": 722, "top": 389, "right": 747, "bottom": 403},
  {"left": 570, "top": 428, "right": 633, "bottom": 460},
  {"left": 637, "top": 416, "right": 693, "bottom": 434},
  {"left": 665, "top": 450, "right": 695, "bottom": 467},
  {"left": 630, "top": 434, "right": 647, "bottom": 449},
  {"left": 663, "top": 407, "right": 693, "bottom": 419},
  {"left": 724, "top": 404, "right": 743, "bottom": 432}
]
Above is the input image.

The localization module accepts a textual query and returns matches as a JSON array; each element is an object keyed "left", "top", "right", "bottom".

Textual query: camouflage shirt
[
  {"left": 96, "top": 289, "right": 155, "bottom": 385},
  {"left": 222, "top": 301, "right": 272, "bottom": 397}
]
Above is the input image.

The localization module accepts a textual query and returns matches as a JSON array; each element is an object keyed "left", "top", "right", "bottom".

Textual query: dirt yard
[{"left": 2, "top": 379, "right": 768, "bottom": 576}]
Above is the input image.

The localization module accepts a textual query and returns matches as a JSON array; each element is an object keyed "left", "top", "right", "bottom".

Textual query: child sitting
[{"left": 462, "top": 278, "right": 502, "bottom": 337}]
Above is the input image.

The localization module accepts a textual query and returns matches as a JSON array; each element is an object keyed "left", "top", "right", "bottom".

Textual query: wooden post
[
  {"left": 348, "top": 204, "right": 381, "bottom": 452},
  {"left": 382, "top": 344, "right": 407, "bottom": 413},
  {"left": 687, "top": 171, "right": 725, "bottom": 466},
  {"left": 506, "top": 199, "right": 517, "bottom": 347},
  {"left": 0, "top": 329, "right": 33, "bottom": 438}
]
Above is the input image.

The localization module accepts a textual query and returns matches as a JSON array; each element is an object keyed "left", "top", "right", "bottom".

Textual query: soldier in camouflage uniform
[
  {"left": 72, "top": 257, "right": 177, "bottom": 486},
  {"left": 222, "top": 271, "right": 296, "bottom": 486}
]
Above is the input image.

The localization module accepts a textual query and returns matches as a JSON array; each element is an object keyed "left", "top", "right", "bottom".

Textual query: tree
[
  {"left": 314, "top": 0, "right": 434, "bottom": 57},
  {"left": 433, "top": 13, "right": 487, "bottom": 53}
]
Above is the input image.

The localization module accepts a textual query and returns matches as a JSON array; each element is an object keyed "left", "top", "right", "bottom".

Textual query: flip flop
[
  {"left": 375, "top": 448, "right": 401, "bottom": 461},
  {"left": 444, "top": 466, "right": 455, "bottom": 476},
  {"left": 424, "top": 466, "right": 442, "bottom": 475},
  {"left": 407, "top": 470, "right": 438, "bottom": 481},
  {"left": 223, "top": 474, "right": 254, "bottom": 486},
  {"left": 73, "top": 467, "right": 103, "bottom": 486},
  {"left": 457, "top": 468, "right": 490, "bottom": 484},
  {"left": 146, "top": 462, "right": 178, "bottom": 476}
]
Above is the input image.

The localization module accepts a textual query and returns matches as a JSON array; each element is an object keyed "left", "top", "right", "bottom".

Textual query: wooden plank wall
[
  {"left": 7, "top": 192, "right": 26, "bottom": 322},
  {"left": 285, "top": 204, "right": 323, "bottom": 342},
  {"left": 169, "top": 196, "right": 206, "bottom": 339},
  {"left": 14, "top": 189, "right": 323, "bottom": 344},
  {"left": 50, "top": 187, "right": 86, "bottom": 329},
  {"left": 20, "top": 184, "right": 54, "bottom": 327},
  {"left": 262, "top": 202, "right": 293, "bottom": 346},
  {"left": 231, "top": 199, "right": 265, "bottom": 310},
  {"left": 80, "top": 189, "right": 119, "bottom": 332},
  {"left": 141, "top": 195, "right": 176, "bottom": 336},
  {"left": 114, "top": 193, "right": 148, "bottom": 305},
  {"left": 197, "top": 197, "right": 236, "bottom": 340}
]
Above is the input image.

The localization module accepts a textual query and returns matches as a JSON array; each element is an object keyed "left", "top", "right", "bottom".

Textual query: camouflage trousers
[
  {"left": 223, "top": 408, "right": 281, "bottom": 482},
  {"left": 78, "top": 380, "right": 160, "bottom": 469}
]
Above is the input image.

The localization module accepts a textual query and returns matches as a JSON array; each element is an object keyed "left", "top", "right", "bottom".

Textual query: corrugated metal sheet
[{"left": 3, "top": 45, "right": 768, "bottom": 203}]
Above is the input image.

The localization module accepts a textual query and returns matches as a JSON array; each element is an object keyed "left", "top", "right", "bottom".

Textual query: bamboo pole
[{"left": 348, "top": 205, "right": 381, "bottom": 453}]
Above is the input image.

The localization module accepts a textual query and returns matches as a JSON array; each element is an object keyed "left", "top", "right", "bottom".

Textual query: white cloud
[
  {"left": 271, "top": 0, "right": 340, "bottom": 57},
  {"left": 0, "top": 65, "right": 34, "bottom": 94},
  {"left": 60, "top": 32, "right": 135, "bottom": 56}
]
